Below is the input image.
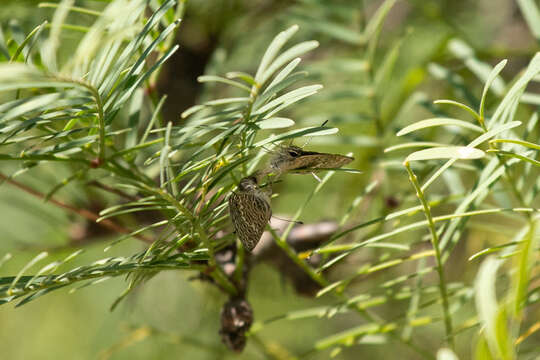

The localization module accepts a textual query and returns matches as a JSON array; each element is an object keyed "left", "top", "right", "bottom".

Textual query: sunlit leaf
[
  {"left": 397, "top": 118, "right": 484, "bottom": 136},
  {"left": 405, "top": 147, "right": 485, "bottom": 162}
]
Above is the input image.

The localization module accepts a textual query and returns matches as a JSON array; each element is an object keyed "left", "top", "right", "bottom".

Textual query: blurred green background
[{"left": 1, "top": 0, "right": 539, "bottom": 359}]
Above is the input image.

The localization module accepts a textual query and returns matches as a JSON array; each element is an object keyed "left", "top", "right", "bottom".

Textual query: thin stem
[
  {"left": 38, "top": 2, "right": 101, "bottom": 17},
  {"left": 148, "top": 186, "right": 238, "bottom": 296},
  {"left": 268, "top": 227, "right": 328, "bottom": 287},
  {"left": 54, "top": 75, "right": 106, "bottom": 164},
  {"left": 91, "top": 85, "right": 106, "bottom": 163},
  {"left": 485, "top": 127, "right": 531, "bottom": 219},
  {"left": 364, "top": 2, "right": 383, "bottom": 137},
  {"left": 404, "top": 162, "right": 454, "bottom": 349},
  {"left": 234, "top": 239, "right": 246, "bottom": 286},
  {"left": 3, "top": 262, "right": 205, "bottom": 299},
  {"left": 499, "top": 155, "right": 532, "bottom": 219},
  {"left": 87, "top": 180, "right": 140, "bottom": 201},
  {"left": 240, "top": 83, "right": 260, "bottom": 175}
]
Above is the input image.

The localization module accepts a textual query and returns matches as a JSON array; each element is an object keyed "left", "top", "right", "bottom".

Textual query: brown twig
[
  {"left": 87, "top": 180, "right": 141, "bottom": 201},
  {"left": 0, "top": 172, "right": 153, "bottom": 244}
]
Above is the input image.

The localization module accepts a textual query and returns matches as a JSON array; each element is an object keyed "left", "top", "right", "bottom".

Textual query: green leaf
[
  {"left": 468, "top": 241, "right": 520, "bottom": 261},
  {"left": 226, "top": 71, "right": 256, "bottom": 86},
  {"left": 405, "top": 147, "right": 485, "bottom": 163},
  {"left": 41, "top": 0, "right": 73, "bottom": 72},
  {"left": 181, "top": 104, "right": 205, "bottom": 119},
  {"left": 7, "top": 252, "right": 48, "bottom": 295},
  {"left": 475, "top": 257, "right": 515, "bottom": 360},
  {"left": 205, "top": 155, "right": 252, "bottom": 191},
  {"left": 488, "top": 149, "right": 540, "bottom": 168},
  {"left": 475, "top": 336, "right": 494, "bottom": 360},
  {"left": 0, "top": 153, "right": 88, "bottom": 163},
  {"left": 0, "top": 254, "right": 12, "bottom": 270},
  {"left": 100, "top": 2, "right": 177, "bottom": 100},
  {"left": 29, "top": 135, "right": 97, "bottom": 155},
  {"left": 448, "top": 39, "right": 506, "bottom": 96},
  {"left": 253, "top": 84, "right": 323, "bottom": 116},
  {"left": 16, "top": 285, "right": 68, "bottom": 307},
  {"left": 140, "top": 95, "right": 166, "bottom": 145},
  {"left": 428, "top": 63, "right": 478, "bottom": 106},
  {"left": 517, "top": 0, "right": 540, "bottom": 40},
  {"left": 433, "top": 100, "right": 480, "bottom": 121},
  {"left": 292, "top": 13, "right": 364, "bottom": 45},
  {"left": 315, "top": 323, "right": 394, "bottom": 350},
  {"left": 310, "top": 135, "right": 379, "bottom": 147},
  {"left": 397, "top": 118, "right": 484, "bottom": 136},
  {"left": 45, "top": 169, "right": 88, "bottom": 202},
  {"left": 374, "top": 35, "right": 402, "bottom": 90},
  {"left": 254, "top": 126, "right": 339, "bottom": 147},
  {"left": 489, "top": 138, "right": 540, "bottom": 151},
  {"left": 512, "top": 222, "right": 538, "bottom": 315},
  {"left": 263, "top": 58, "right": 301, "bottom": 93},
  {"left": 106, "top": 43, "right": 179, "bottom": 114},
  {"left": 257, "top": 117, "right": 295, "bottom": 129},
  {"left": 10, "top": 21, "right": 48, "bottom": 62},
  {"left": 437, "top": 348, "right": 459, "bottom": 360},
  {"left": 126, "top": 88, "right": 144, "bottom": 148},
  {"left": 197, "top": 75, "right": 251, "bottom": 92},
  {"left": 92, "top": 1, "right": 159, "bottom": 92},
  {"left": 384, "top": 142, "right": 447, "bottom": 153},
  {"left": 259, "top": 40, "right": 319, "bottom": 86},
  {"left": 479, "top": 59, "right": 507, "bottom": 120},
  {"left": 421, "top": 121, "right": 521, "bottom": 191},
  {"left": 364, "top": 0, "right": 397, "bottom": 40},
  {"left": 438, "top": 160, "right": 508, "bottom": 252},
  {"left": 490, "top": 53, "right": 540, "bottom": 126},
  {"left": 254, "top": 24, "right": 299, "bottom": 83},
  {"left": 519, "top": 92, "right": 540, "bottom": 105},
  {"left": 254, "top": 71, "right": 307, "bottom": 110},
  {"left": 0, "top": 63, "right": 72, "bottom": 91},
  {"left": 0, "top": 26, "right": 10, "bottom": 60},
  {"left": 204, "top": 97, "right": 249, "bottom": 106}
]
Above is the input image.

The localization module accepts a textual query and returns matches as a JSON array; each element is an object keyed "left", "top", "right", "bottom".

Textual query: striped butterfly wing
[
  {"left": 271, "top": 146, "right": 354, "bottom": 174},
  {"left": 229, "top": 192, "right": 272, "bottom": 251},
  {"left": 291, "top": 153, "right": 354, "bottom": 173}
]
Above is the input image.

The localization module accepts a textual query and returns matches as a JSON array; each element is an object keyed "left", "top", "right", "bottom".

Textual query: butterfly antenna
[
  {"left": 302, "top": 119, "right": 329, "bottom": 148},
  {"left": 261, "top": 145, "right": 277, "bottom": 154},
  {"left": 271, "top": 215, "right": 303, "bottom": 224}
]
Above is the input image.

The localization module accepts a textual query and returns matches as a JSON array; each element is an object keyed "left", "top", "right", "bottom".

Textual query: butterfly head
[
  {"left": 237, "top": 176, "right": 258, "bottom": 192},
  {"left": 284, "top": 145, "right": 303, "bottom": 158}
]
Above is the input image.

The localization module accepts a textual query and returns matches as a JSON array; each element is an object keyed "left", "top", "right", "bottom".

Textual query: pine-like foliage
[{"left": 1, "top": 1, "right": 540, "bottom": 359}]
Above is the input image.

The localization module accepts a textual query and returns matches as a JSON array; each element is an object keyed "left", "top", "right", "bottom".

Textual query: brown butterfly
[
  {"left": 269, "top": 145, "right": 354, "bottom": 175},
  {"left": 228, "top": 176, "right": 272, "bottom": 252}
]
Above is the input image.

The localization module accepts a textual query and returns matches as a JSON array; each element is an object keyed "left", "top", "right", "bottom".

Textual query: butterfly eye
[{"left": 288, "top": 149, "right": 300, "bottom": 157}]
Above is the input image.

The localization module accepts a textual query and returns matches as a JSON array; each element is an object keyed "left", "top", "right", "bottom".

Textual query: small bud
[{"left": 90, "top": 158, "right": 102, "bottom": 168}]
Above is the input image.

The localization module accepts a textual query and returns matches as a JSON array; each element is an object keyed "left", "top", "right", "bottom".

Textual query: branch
[{"left": 0, "top": 172, "right": 153, "bottom": 244}]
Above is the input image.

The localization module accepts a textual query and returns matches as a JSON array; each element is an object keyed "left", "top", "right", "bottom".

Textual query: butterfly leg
[{"left": 311, "top": 172, "right": 322, "bottom": 182}]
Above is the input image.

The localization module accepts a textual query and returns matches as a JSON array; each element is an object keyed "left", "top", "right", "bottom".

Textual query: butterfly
[
  {"left": 228, "top": 176, "right": 272, "bottom": 252},
  {"left": 269, "top": 145, "right": 354, "bottom": 175}
]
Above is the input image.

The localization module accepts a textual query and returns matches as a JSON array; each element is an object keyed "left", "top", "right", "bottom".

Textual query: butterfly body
[
  {"left": 270, "top": 145, "right": 354, "bottom": 174},
  {"left": 228, "top": 176, "right": 272, "bottom": 251}
]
